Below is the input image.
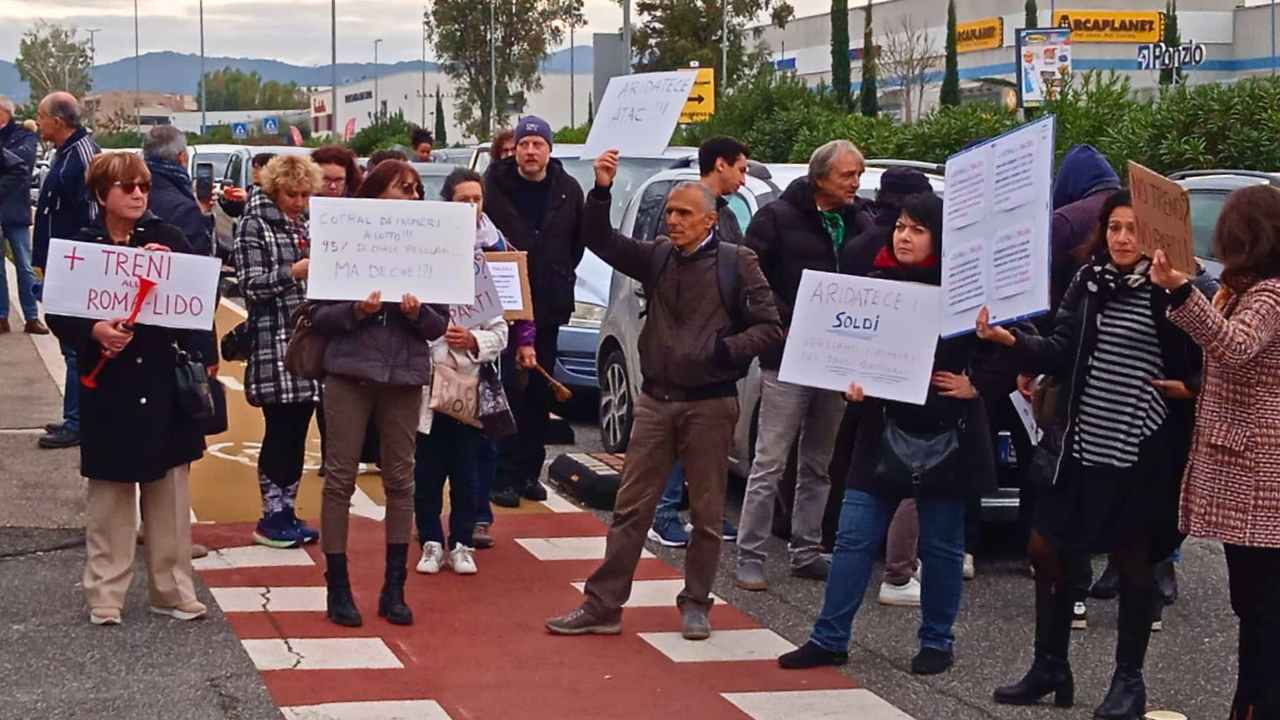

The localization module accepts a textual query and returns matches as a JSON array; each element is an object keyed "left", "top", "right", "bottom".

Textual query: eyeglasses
[
  {"left": 113, "top": 180, "right": 151, "bottom": 194},
  {"left": 321, "top": 177, "right": 346, "bottom": 187}
]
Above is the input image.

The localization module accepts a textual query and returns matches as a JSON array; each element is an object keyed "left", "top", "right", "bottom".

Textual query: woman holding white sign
[
  {"left": 779, "top": 192, "right": 998, "bottom": 677},
  {"left": 46, "top": 152, "right": 208, "bottom": 626},
  {"left": 978, "top": 190, "right": 1214, "bottom": 717},
  {"left": 311, "top": 160, "right": 449, "bottom": 629}
]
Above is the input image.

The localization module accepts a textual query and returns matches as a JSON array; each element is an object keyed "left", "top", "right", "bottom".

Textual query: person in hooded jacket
[
  {"left": 778, "top": 191, "right": 997, "bottom": 677},
  {"left": 978, "top": 190, "right": 1215, "bottom": 717},
  {"left": 735, "top": 140, "right": 872, "bottom": 592},
  {"left": 1050, "top": 145, "right": 1122, "bottom": 315}
]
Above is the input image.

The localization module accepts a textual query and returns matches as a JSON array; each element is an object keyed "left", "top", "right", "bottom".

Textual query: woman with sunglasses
[
  {"left": 311, "top": 160, "right": 449, "bottom": 628},
  {"left": 46, "top": 152, "right": 208, "bottom": 626},
  {"left": 234, "top": 154, "right": 323, "bottom": 549}
]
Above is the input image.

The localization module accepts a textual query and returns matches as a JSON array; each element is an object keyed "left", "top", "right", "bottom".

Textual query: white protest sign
[
  {"left": 940, "top": 115, "right": 1054, "bottom": 337},
  {"left": 449, "top": 252, "right": 504, "bottom": 329},
  {"left": 42, "top": 238, "right": 220, "bottom": 330},
  {"left": 779, "top": 270, "right": 941, "bottom": 406},
  {"left": 580, "top": 71, "right": 698, "bottom": 159},
  {"left": 307, "top": 197, "right": 475, "bottom": 303},
  {"left": 483, "top": 251, "right": 534, "bottom": 321}
]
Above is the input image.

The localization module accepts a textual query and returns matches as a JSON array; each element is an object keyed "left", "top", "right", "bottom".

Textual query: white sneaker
[
  {"left": 879, "top": 577, "right": 922, "bottom": 606},
  {"left": 449, "top": 544, "right": 478, "bottom": 575},
  {"left": 416, "top": 541, "right": 445, "bottom": 575},
  {"left": 963, "top": 553, "right": 976, "bottom": 580}
]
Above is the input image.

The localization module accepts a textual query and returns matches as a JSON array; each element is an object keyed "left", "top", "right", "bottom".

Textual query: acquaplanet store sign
[{"left": 1052, "top": 9, "right": 1164, "bottom": 43}]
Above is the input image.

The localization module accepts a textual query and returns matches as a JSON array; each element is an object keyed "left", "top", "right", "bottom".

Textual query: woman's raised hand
[
  {"left": 1150, "top": 249, "right": 1189, "bottom": 291},
  {"left": 975, "top": 306, "right": 1016, "bottom": 347}
]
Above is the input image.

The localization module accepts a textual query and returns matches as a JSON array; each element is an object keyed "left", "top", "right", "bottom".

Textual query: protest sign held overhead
[
  {"left": 483, "top": 251, "right": 534, "bottom": 321},
  {"left": 580, "top": 71, "right": 698, "bottom": 159},
  {"left": 307, "top": 197, "right": 475, "bottom": 304},
  {"left": 1128, "top": 162, "right": 1196, "bottom": 274},
  {"left": 779, "top": 270, "right": 941, "bottom": 406},
  {"left": 42, "top": 238, "right": 221, "bottom": 331},
  {"left": 940, "top": 115, "right": 1055, "bottom": 337}
]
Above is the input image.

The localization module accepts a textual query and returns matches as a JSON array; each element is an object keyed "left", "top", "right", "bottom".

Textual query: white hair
[
  {"left": 0, "top": 96, "right": 14, "bottom": 115},
  {"left": 143, "top": 125, "right": 187, "bottom": 164},
  {"left": 808, "top": 140, "right": 864, "bottom": 183}
]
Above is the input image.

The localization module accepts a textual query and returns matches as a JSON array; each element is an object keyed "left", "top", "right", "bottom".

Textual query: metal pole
[
  {"left": 374, "top": 39, "right": 382, "bottom": 125},
  {"left": 1272, "top": 0, "right": 1276, "bottom": 75},
  {"left": 489, "top": 0, "right": 496, "bottom": 135},
  {"left": 86, "top": 29, "right": 100, "bottom": 90},
  {"left": 199, "top": 0, "right": 207, "bottom": 134},
  {"left": 422, "top": 6, "right": 428, "bottom": 127},
  {"left": 331, "top": 0, "right": 338, "bottom": 140},
  {"left": 721, "top": 0, "right": 728, "bottom": 90},
  {"left": 134, "top": 0, "right": 141, "bottom": 126},
  {"left": 570, "top": 24, "right": 575, "bottom": 127},
  {"left": 622, "top": 0, "right": 632, "bottom": 71}
]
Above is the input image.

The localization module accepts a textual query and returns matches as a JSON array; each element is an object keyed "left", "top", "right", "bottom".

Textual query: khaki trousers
[
  {"left": 321, "top": 376, "right": 421, "bottom": 554},
  {"left": 84, "top": 465, "right": 197, "bottom": 611},
  {"left": 583, "top": 392, "right": 739, "bottom": 616}
]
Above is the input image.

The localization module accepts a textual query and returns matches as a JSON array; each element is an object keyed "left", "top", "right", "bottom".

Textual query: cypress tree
[
  {"left": 831, "top": 0, "right": 851, "bottom": 105},
  {"left": 1025, "top": 0, "right": 1038, "bottom": 28},
  {"left": 859, "top": 0, "right": 878, "bottom": 117},
  {"left": 941, "top": 0, "right": 961, "bottom": 107},
  {"left": 434, "top": 86, "right": 448, "bottom": 145}
]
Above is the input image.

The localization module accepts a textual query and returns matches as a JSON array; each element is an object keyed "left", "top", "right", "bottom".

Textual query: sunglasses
[{"left": 113, "top": 180, "right": 151, "bottom": 194}]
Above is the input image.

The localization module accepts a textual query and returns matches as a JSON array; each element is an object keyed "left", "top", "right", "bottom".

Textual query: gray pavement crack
[{"left": 257, "top": 586, "right": 304, "bottom": 670}]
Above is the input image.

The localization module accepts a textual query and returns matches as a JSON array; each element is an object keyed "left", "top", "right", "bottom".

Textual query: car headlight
[{"left": 569, "top": 301, "right": 606, "bottom": 329}]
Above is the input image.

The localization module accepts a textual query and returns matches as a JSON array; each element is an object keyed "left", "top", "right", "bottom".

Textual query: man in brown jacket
[{"left": 546, "top": 150, "right": 782, "bottom": 641}]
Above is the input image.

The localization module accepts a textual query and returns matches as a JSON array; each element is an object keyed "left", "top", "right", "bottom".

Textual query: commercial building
[
  {"left": 309, "top": 69, "right": 593, "bottom": 143},
  {"left": 755, "top": 0, "right": 1280, "bottom": 118}
]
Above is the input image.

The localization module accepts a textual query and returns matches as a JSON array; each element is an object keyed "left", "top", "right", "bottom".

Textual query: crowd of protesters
[{"left": 4, "top": 88, "right": 1279, "bottom": 719}]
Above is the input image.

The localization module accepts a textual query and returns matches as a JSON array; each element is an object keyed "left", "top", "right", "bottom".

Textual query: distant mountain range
[{"left": 0, "top": 46, "right": 593, "bottom": 102}]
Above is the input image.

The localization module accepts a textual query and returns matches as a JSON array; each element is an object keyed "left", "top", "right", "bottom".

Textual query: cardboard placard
[
  {"left": 483, "top": 251, "right": 534, "bottom": 322},
  {"left": 449, "top": 251, "right": 506, "bottom": 329},
  {"left": 42, "top": 238, "right": 221, "bottom": 330},
  {"left": 306, "top": 196, "right": 475, "bottom": 303},
  {"left": 779, "top": 270, "right": 941, "bottom": 406},
  {"left": 1128, "top": 162, "right": 1196, "bottom": 274}
]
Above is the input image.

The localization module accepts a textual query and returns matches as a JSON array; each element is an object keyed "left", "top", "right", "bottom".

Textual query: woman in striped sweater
[{"left": 976, "top": 190, "right": 1215, "bottom": 719}]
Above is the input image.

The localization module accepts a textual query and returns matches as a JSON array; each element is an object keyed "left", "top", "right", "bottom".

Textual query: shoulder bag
[
  {"left": 173, "top": 343, "right": 217, "bottom": 424},
  {"left": 871, "top": 407, "right": 964, "bottom": 497},
  {"left": 283, "top": 303, "right": 328, "bottom": 380},
  {"left": 477, "top": 361, "right": 517, "bottom": 439}
]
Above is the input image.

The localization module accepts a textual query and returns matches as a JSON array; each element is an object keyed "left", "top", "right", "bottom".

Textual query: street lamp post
[
  {"left": 133, "top": 0, "right": 141, "bottom": 126},
  {"left": 199, "top": 0, "right": 207, "bottom": 134},
  {"left": 331, "top": 0, "right": 338, "bottom": 140},
  {"left": 489, "top": 0, "right": 496, "bottom": 136},
  {"left": 721, "top": 0, "right": 728, "bottom": 91},
  {"left": 570, "top": 24, "right": 575, "bottom": 128},
  {"left": 86, "top": 28, "right": 101, "bottom": 89},
  {"left": 622, "top": 0, "right": 632, "bottom": 72},
  {"left": 374, "top": 38, "right": 383, "bottom": 125},
  {"left": 422, "top": 6, "right": 429, "bottom": 127},
  {"left": 1271, "top": 0, "right": 1276, "bottom": 76}
]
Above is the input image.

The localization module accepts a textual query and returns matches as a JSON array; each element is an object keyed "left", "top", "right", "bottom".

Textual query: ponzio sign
[
  {"left": 1138, "top": 41, "right": 1207, "bottom": 71},
  {"left": 957, "top": 17, "right": 1004, "bottom": 54},
  {"left": 1053, "top": 10, "right": 1163, "bottom": 43}
]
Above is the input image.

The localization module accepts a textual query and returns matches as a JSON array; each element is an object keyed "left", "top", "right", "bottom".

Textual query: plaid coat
[
  {"left": 234, "top": 193, "right": 319, "bottom": 407},
  {"left": 1169, "top": 279, "right": 1280, "bottom": 548}
]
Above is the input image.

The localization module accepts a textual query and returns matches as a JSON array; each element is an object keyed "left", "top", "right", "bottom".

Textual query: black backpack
[{"left": 641, "top": 239, "right": 744, "bottom": 332}]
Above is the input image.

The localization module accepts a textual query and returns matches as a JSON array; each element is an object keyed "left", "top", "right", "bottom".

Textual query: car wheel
[{"left": 598, "top": 350, "right": 633, "bottom": 454}]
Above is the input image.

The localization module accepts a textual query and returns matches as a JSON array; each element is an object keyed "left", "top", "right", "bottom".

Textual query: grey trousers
[{"left": 737, "top": 369, "right": 845, "bottom": 569}]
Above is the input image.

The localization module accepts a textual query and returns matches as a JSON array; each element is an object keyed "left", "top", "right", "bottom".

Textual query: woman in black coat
[
  {"left": 978, "top": 190, "right": 1213, "bottom": 718},
  {"left": 779, "top": 192, "right": 997, "bottom": 676},
  {"left": 46, "top": 152, "right": 207, "bottom": 627}
]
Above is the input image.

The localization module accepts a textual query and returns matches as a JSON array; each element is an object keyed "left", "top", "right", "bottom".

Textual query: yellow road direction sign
[{"left": 680, "top": 68, "right": 715, "bottom": 124}]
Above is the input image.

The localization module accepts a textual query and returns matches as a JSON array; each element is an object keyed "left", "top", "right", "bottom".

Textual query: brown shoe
[
  {"left": 545, "top": 606, "right": 622, "bottom": 636},
  {"left": 24, "top": 319, "right": 50, "bottom": 335},
  {"left": 191, "top": 543, "right": 209, "bottom": 559},
  {"left": 0, "top": 318, "right": 9, "bottom": 334}
]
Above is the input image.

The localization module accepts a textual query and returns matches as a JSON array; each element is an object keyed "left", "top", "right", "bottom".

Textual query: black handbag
[
  {"left": 204, "top": 376, "right": 228, "bottom": 435},
  {"left": 221, "top": 320, "right": 252, "bottom": 362},
  {"left": 173, "top": 343, "right": 216, "bottom": 423},
  {"left": 477, "top": 361, "right": 517, "bottom": 439},
  {"left": 871, "top": 407, "right": 964, "bottom": 496}
]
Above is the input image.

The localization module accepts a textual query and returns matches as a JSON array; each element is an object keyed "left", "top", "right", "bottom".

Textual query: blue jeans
[
  {"left": 811, "top": 490, "right": 966, "bottom": 654},
  {"left": 60, "top": 340, "right": 80, "bottom": 432},
  {"left": 0, "top": 225, "right": 38, "bottom": 321},
  {"left": 655, "top": 462, "right": 685, "bottom": 522},
  {"left": 413, "top": 416, "right": 482, "bottom": 549},
  {"left": 475, "top": 437, "right": 497, "bottom": 525}
]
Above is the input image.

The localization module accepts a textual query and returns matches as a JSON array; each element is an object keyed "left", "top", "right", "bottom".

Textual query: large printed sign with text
[
  {"left": 1052, "top": 10, "right": 1163, "bottom": 43},
  {"left": 42, "top": 239, "right": 221, "bottom": 330},
  {"left": 957, "top": 17, "right": 1005, "bottom": 54},
  {"left": 581, "top": 71, "right": 698, "bottom": 159},
  {"left": 779, "top": 270, "right": 941, "bottom": 406}
]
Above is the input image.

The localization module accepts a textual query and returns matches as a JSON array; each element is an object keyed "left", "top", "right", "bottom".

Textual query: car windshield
[{"left": 557, "top": 157, "right": 675, "bottom": 226}]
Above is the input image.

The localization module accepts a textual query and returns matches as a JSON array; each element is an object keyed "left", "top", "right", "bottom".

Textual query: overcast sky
[
  {"left": 4, "top": 0, "right": 1276, "bottom": 67},
  {"left": 0, "top": 0, "right": 840, "bottom": 67}
]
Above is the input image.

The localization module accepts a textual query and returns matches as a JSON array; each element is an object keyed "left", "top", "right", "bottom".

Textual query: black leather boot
[
  {"left": 378, "top": 543, "right": 414, "bottom": 626},
  {"left": 1090, "top": 561, "right": 1120, "bottom": 600},
  {"left": 995, "top": 575, "right": 1075, "bottom": 707},
  {"left": 1154, "top": 559, "right": 1177, "bottom": 606},
  {"left": 1094, "top": 581, "right": 1153, "bottom": 719},
  {"left": 325, "top": 553, "right": 363, "bottom": 627}
]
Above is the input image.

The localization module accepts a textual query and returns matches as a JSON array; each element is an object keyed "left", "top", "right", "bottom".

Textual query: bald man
[
  {"left": 545, "top": 150, "right": 781, "bottom": 642},
  {"left": 33, "top": 91, "right": 100, "bottom": 449}
]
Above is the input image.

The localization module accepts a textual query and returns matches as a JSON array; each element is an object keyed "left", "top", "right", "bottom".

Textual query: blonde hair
[
  {"left": 22, "top": 119, "right": 37, "bottom": 132},
  {"left": 85, "top": 152, "right": 151, "bottom": 204},
  {"left": 260, "top": 154, "right": 322, "bottom": 198}
]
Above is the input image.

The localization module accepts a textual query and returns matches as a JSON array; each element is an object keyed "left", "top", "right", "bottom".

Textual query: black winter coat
[
  {"left": 743, "top": 177, "right": 871, "bottom": 369},
  {"left": 844, "top": 261, "right": 999, "bottom": 501},
  {"left": 45, "top": 215, "right": 207, "bottom": 483},
  {"left": 0, "top": 120, "right": 37, "bottom": 228},
  {"left": 146, "top": 159, "right": 213, "bottom": 256},
  {"left": 483, "top": 157, "right": 585, "bottom": 328}
]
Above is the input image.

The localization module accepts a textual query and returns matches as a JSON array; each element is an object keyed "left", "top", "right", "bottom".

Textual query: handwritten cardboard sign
[
  {"left": 42, "top": 238, "right": 220, "bottom": 330},
  {"left": 307, "top": 197, "right": 475, "bottom": 303},
  {"left": 449, "top": 252, "right": 505, "bottom": 329},
  {"left": 580, "top": 71, "right": 698, "bottom": 159},
  {"left": 1128, "top": 162, "right": 1196, "bottom": 274},
  {"left": 779, "top": 270, "right": 941, "bottom": 406},
  {"left": 483, "top": 251, "right": 534, "bottom": 322}
]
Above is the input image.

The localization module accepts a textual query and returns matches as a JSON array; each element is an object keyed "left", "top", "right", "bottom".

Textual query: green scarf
[{"left": 820, "top": 210, "right": 846, "bottom": 251}]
